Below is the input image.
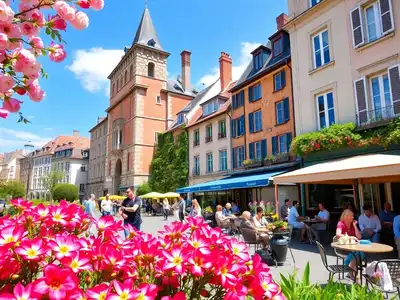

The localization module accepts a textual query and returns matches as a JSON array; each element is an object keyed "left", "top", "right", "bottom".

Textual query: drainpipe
[
  {"left": 227, "top": 111, "right": 233, "bottom": 172},
  {"left": 184, "top": 116, "right": 190, "bottom": 199}
]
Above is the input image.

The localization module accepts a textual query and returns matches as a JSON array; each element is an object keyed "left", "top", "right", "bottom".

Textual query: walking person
[
  {"left": 101, "top": 194, "right": 113, "bottom": 216},
  {"left": 171, "top": 199, "right": 179, "bottom": 220},
  {"left": 178, "top": 195, "right": 186, "bottom": 222},
  {"left": 84, "top": 194, "right": 96, "bottom": 235},
  {"left": 162, "top": 198, "right": 171, "bottom": 221},
  {"left": 189, "top": 199, "right": 202, "bottom": 218},
  {"left": 120, "top": 187, "right": 142, "bottom": 237}
]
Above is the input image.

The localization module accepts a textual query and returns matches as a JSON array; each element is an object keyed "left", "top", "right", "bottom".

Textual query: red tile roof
[{"left": 33, "top": 135, "right": 90, "bottom": 157}]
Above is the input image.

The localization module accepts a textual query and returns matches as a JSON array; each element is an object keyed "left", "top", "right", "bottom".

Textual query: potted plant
[
  {"left": 267, "top": 220, "right": 288, "bottom": 233},
  {"left": 264, "top": 155, "right": 276, "bottom": 166}
]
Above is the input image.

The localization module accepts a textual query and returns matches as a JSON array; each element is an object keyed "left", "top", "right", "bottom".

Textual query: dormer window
[
  {"left": 177, "top": 113, "right": 185, "bottom": 125},
  {"left": 148, "top": 39, "right": 156, "bottom": 47},
  {"left": 148, "top": 62, "right": 155, "bottom": 77},
  {"left": 273, "top": 37, "right": 284, "bottom": 57},
  {"left": 254, "top": 53, "right": 263, "bottom": 71},
  {"left": 203, "top": 99, "right": 220, "bottom": 117}
]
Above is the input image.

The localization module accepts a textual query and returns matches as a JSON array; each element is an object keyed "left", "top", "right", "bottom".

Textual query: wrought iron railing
[
  {"left": 356, "top": 103, "right": 400, "bottom": 127},
  {"left": 205, "top": 136, "right": 213, "bottom": 143}
]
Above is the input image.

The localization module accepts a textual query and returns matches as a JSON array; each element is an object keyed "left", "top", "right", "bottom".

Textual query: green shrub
[
  {"left": 0, "top": 180, "right": 25, "bottom": 199},
  {"left": 136, "top": 182, "right": 151, "bottom": 196},
  {"left": 52, "top": 184, "right": 79, "bottom": 202},
  {"left": 31, "top": 199, "right": 50, "bottom": 206}
]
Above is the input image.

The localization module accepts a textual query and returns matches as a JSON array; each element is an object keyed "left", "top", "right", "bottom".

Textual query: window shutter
[
  {"left": 272, "top": 136, "right": 278, "bottom": 155},
  {"left": 388, "top": 65, "right": 400, "bottom": 114},
  {"left": 286, "top": 133, "right": 292, "bottom": 153},
  {"left": 248, "top": 87, "right": 253, "bottom": 102},
  {"left": 232, "top": 148, "right": 237, "bottom": 169},
  {"left": 232, "top": 95, "right": 236, "bottom": 109},
  {"left": 380, "top": 0, "right": 394, "bottom": 35},
  {"left": 240, "top": 115, "right": 245, "bottom": 135},
  {"left": 350, "top": 7, "right": 364, "bottom": 48},
  {"left": 281, "top": 70, "right": 286, "bottom": 88},
  {"left": 261, "top": 139, "right": 267, "bottom": 159},
  {"left": 231, "top": 119, "right": 236, "bottom": 138},
  {"left": 241, "top": 91, "right": 245, "bottom": 106},
  {"left": 354, "top": 78, "right": 368, "bottom": 125},
  {"left": 248, "top": 112, "right": 254, "bottom": 133},
  {"left": 283, "top": 97, "right": 290, "bottom": 122},
  {"left": 249, "top": 143, "right": 254, "bottom": 159}
]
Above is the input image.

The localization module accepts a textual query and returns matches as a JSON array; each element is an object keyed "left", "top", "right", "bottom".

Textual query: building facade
[
  {"left": 105, "top": 8, "right": 196, "bottom": 194},
  {"left": 87, "top": 116, "right": 108, "bottom": 198},
  {"left": 0, "top": 150, "right": 24, "bottom": 181}
]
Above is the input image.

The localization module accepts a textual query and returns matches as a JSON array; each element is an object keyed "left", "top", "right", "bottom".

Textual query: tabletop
[
  {"left": 331, "top": 242, "right": 393, "bottom": 253},
  {"left": 303, "top": 219, "right": 322, "bottom": 223}
]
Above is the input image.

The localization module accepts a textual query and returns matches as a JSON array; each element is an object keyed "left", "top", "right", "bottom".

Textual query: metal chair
[
  {"left": 316, "top": 241, "right": 353, "bottom": 281},
  {"left": 286, "top": 225, "right": 296, "bottom": 264},
  {"left": 365, "top": 259, "right": 400, "bottom": 298},
  {"left": 332, "top": 236, "right": 347, "bottom": 279},
  {"left": 241, "top": 227, "right": 262, "bottom": 251}
]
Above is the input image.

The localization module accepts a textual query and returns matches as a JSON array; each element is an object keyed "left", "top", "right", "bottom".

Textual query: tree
[
  {"left": 0, "top": 180, "right": 25, "bottom": 199},
  {"left": 42, "top": 170, "right": 64, "bottom": 201},
  {"left": 136, "top": 182, "right": 151, "bottom": 196},
  {"left": 0, "top": 0, "right": 104, "bottom": 122},
  {"left": 53, "top": 183, "right": 78, "bottom": 202}
]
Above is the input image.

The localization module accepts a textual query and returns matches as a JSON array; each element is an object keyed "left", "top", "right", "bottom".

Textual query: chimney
[
  {"left": 276, "top": 13, "right": 289, "bottom": 31},
  {"left": 180, "top": 50, "right": 191, "bottom": 92},
  {"left": 73, "top": 130, "right": 80, "bottom": 137},
  {"left": 219, "top": 52, "right": 232, "bottom": 92}
]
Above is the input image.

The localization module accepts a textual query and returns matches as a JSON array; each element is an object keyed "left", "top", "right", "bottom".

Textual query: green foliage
[
  {"left": 42, "top": 170, "right": 64, "bottom": 200},
  {"left": 31, "top": 199, "right": 50, "bottom": 206},
  {"left": 280, "top": 263, "right": 385, "bottom": 300},
  {"left": 136, "top": 182, "right": 151, "bottom": 196},
  {"left": 0, "top": 180, "right": 25, "bottom": 199},
  {"left": 52, "top": 184, "right": 78, "bottom": 202},
  {"left": 149, "top": 131, "right": 188, "bottom": 193},
  {"left": 291, "top": 118, "right": 400, "bottom": 157}
]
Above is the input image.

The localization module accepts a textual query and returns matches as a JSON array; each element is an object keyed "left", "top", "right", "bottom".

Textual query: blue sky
[{"left": 0, "top": 0, "right": 288, "bottom": 152}]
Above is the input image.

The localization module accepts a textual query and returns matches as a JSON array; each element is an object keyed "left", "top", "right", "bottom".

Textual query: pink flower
[
  {"left": 2, "top": 98, "right": 22, "bottom": 113},
  {"left": 90, "top": 0, "right": 104, "bottom": 10},
  {"left": 23, "top": 60, "right": 41, "bottom": 79},
  {"left": 260, "top": 274, "right": 280, "bottom": 299},
  {"left": 62, "top": 252, "right": 91, "bottom": 273},
  {"left": 187, "top": 250, "right": 213, "bottom": 276},
  {"left": 163, "top": 247, "right": 189, "bottom": 274},
  {"left": 15, "top": 237, "right": 46, "bottom": 261},
  {"left": 107, "top": 279, "right": 135, "bottom": 300},
  {"left": 48, "top": 235, "right": 80, "bottom": 260},
  {"left": 33, "top": 264, "right": 79, "bottom": 300},
  {"left": 0, "top": 74, "right": 14, "bottom": 93},
  {"left": 161, "top": 291, "right": 186, "bottom": 300},
  {"left": 0, "top": 283, "right": 38, "bottom": 300},
  {"left": 48, "top": 42, "right": 66, "bottom": 62},
  {"left": 0, "top": 2, "right": 14, "bottom": 24},
  {"left": 53, "top": 1, "right": 75, "bottom": 21},
  {"left": 70, "top": 11, "right": 89, "bottom": 30},
  {"left": 0, "top": 108, "right": 8, "bottom": 118},
  {"left": 86, "top": 283, "right": 110, "bottom": 300},
  {"left": 227, "top": 239, "right": 250, "bottom": 261},
  {"left": 30, "top": 36, "right": 43, "bottom": 49},
  {"left": 77, "top": 1, "right": 91, "bottom": 9},
  {"left": 13, "top": 48, "right": 36, "bottom": 73},
  {"left": 20, "top": 22, "right": 39, "bottom": 37},
  {"left": 26, "top": 79, "right": 45, "bottom": 102},
  {"left": 0, "top": 32, "right": 7, "bottom": 50},
  {"left": 131, "top": 284, "right": 158, "bottom": 300},
  {"left": 48, "top": 15, "right": 67, "bottom": 31}
]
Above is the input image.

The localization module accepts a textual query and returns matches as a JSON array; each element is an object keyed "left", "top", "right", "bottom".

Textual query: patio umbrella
[
  {"left": 162, "top": 192, "right": 180, "bottom": 198},
  {"left": 140, "top": 192, "right": 164, "bottom": 199}
]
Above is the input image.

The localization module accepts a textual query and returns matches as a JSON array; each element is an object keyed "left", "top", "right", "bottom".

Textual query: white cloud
[
  {"left": 199, "top": 42, "right": 261, "bottom": 87},
  {"left": 0, "top": 128, "right": 53, "bottom": 152},
  {"left": 67, "top": 48, "right": 124, "bottom": 95}
]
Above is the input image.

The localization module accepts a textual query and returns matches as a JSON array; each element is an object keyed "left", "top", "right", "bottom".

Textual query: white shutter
[
  {"left": 379, "top": 0, "right": 394, "bottom": 35},
  {"left": 350, "top": 7, "right": 364, "bottom": 48},
  {"left": 354, "top": 78, "right": 368, "bottom": 126},
  {"left": 388, "top": 65, "right": 400, "bottom": 114}
]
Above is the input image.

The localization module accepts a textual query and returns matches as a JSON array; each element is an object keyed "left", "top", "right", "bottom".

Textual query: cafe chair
[
  {"left": 316, "top": 241, "right": 353, "bottom": 281},
  {"left": 332, "top": 236, "right": 348, "bottom": 280},
  {"left": 365, "top": 259, "right": 400, "bottom": 298},
  {"left": 241, "top": 228, "right": 262, "bottom": 252},
  {"left": 286, "top": 225, "right": 296, "bottom": 264}
]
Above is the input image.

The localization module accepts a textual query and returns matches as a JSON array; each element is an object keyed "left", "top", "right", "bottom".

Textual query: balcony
[
  {"left": 356, "top": 103, "right": 400, "bottom": 129},
  {"left": 205, "top": 136, "right": 213, "bottom": 143},
  {"left": 193, "top": 140, "right": 200, "bottom": 147},
  {"left": 218, "top": 132, "right": 226, "bottom": 139}
]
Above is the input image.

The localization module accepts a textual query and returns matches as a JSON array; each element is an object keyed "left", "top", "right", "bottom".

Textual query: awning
[
  {"left": 176, "top": 171, "right": 284, "bottom": 193},
  {"left": 272, "top": 154, "right": 400, "bottom": 185}
]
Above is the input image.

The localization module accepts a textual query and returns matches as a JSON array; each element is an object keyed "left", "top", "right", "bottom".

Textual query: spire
[{"left": 133, "top": 8, "right": 163, "bottom": 51}]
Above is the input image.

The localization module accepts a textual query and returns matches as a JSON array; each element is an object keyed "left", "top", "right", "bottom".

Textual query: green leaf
[
  {"left": 41, "top": 49, "right": 47, "bottom": 56},
  {"left": 302, "top": 262, "right": 310, "bottom": 286},
  {"left": 50, "top": 31, "right": 55, "bottom": 39},
  {"left": 45, "top": 27, "right": 51, "bottom": 35}
]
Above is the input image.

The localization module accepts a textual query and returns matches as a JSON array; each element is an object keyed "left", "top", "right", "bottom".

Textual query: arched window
[
  {"left": 130, "top": 65, "right": 133, "bottom": 80},
  {"left": 124, "top": 70, "right": 128, "bottom": 84},
  {"left": 148, "top": 62, "right": 155, "bottom": 78}
]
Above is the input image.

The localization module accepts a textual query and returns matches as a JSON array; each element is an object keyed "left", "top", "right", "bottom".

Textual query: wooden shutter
[
  {"left": 248, "top": 87, "right": 253, "bottom": 102},
  {"left": 350, "top": 7, "right": 364, "bottom": 48},
  {"left": 249, "top": 142, "right": 254, "bottom": 159},
  {"left": 286, "top": 133, "right": 293, "bottom": 153},
  {"left": 232, "top": 148, "right": 237, "bottom": 169},
  {"left": 261, "top": 139, "right": 267, "bottom": 159},
  {"left": 354, "top": 78, "right": 368, "bottom": 125},
  {"left": 248, "top": 112, "right": 254, "bottom": 133},
  {"left": 231, "top": 119, "right": 236, "bottom": 138},
  {"left": 271, "top": 136, "right": 278, "bottom": 155},
  {"left": 281, "top": 70, "right": 286, "bottom": 88},
  {"left": 232, "top": 95, "right": 236, "bottom": 109},
  {"left": 283, "top": 97, "right": 290, "bottom": 122},
  {"left": 240, "top": 115, "right": 245, "bottom": 136},
  {"left": 380, "top": 0, "right": 394, "bottom": 35},
  {"left": 388, "top": 65, "right": 400, "bottom": 114},
  {"left": 240, "top": 91, "right": 245, "bottom": 107}
]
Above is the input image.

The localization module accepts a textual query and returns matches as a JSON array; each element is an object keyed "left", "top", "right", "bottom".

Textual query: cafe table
[{"left": 331, "top": 242, "right": 393, "bottom": 284}]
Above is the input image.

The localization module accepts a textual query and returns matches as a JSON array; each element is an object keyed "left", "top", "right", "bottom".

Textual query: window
[
  {"left": 312, "top": 30, "right": 330, "bottom": 68},
  {"left": 154, "top": 132, "right": 160, "bottom": 144},
  {"left": 156, "top": 95, "right": 161, "bottom": 105},
  {"left": 231, "top": 115, "right": 245, "bottom": 138},
  {"left": 316, "top": 91, "right": 335, "bottom": 129},
  {"left": 232, "top": 91, "right": 244, "bottom": 109},
  {"left": 148, "top": 62, "right": 155, "bottom": 77},
  {"left": 81, "top": 164, "right": 87, "bottom": 172},
  {"left": 219, "top": 150, "right": 227, "bottom": 171},
  {"left": 203, "top": 100, "right": 219, "bottom": 116},
  {"left": 79, "top": 184, "right": 85, "bottom": 192},
  {"left": 254, "top": 141, "right": 262, "bottom": 159},
  {"left": 274, "top": 70, "right": 286, "bottom": 91},
  {"left": 206, "top": 153, "right": 213, "bottom": 173},
  {"left": 112, "top": 129, "right": 123, "bottom": 149},
  {"left": 127, "top": 153, "right": 130, "bottom": 171},
  {"left": 249, "top": 110, "right": 262, "bottom": 133},
  {"left": 249, "top": 139, "right": 267, "bottom": 160},
  {"left": 254, "top": 53, "right": 263, "bottom": 71},
  {"left": 205, "top": 125, "right": 212, "bottom": 143},
  {"left": 310, "top": 0, "right": 322, "bottom": 7},
  {"left": 130, "top": 65, "right": 133, "bottom": 80},
  {"left": 249, "top": 84, "right": 262, "bottom": 102},
  {"left": 10, "top": 166, "right": 14, "bottom": 172},
  {"left": 193, "top": 156, "right": 200, "bottom": 175},
  {"left": 276, "top": 98, "right": 290, "bottom": 125},
  {"left": 279, "top": 135, "right": 288, "bottom": 153},
  {"left": 218, "top": 120, "right": 226, "bottom": 139},
  {"left": 370, "top": 73, "right": 392, "bottom": 119},
  {"left": 39, "top": 167, "right": 42, "bottom": 176},
  {"left": 273, "top": 37, "right": 284, "bottom": 57},
  {"left": 177, "top": 113, "right": 185, "bottom": 125},
  {"left": 272, "top": 133, "right": 292, "bottom": 155},
  {"left": 237, "top": 146, "right": 245, "bottom": 167},
  {"left": 124, "top": 70, "right": 128, "bottom": 85},
  {"left": 193, "top": 130, "right": 200, "bottom": 146}
]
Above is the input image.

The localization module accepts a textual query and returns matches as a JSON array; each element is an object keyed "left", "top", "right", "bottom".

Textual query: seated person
[
  {"left": 253, "top": 207, "right": 268, "bottom": 228},
  {"left": 249, "top": 200, "right": 258, "bottom": 216},
  {"left": 288, "top": 201, "right": 308, "bottom": 243},
  {"left": 231, "top": 201, "right": 241, "bottom": 215},
  {"left": 280, "top": 199, "right": 290, "bottom": 221},
  {"left": 223, "top": 203, "right": 233, "bottom": 216},
  {"left": 358, "top": 205, "right": 381, "bottom": 243},
  {"left": 379, "top": 202, "right": 395, "bottom": 228},
  {"left": 264, "top": 201, "right": 274, "bottom": 214},
  {"left": 336, "top": 209, "right": 362, "bottom": 281},
  {"left": 240, "top": 211, "right": 269, "bottom": 248},
  {"left": 311, "top": 202, "right": 330, "bottom": 240},
  {"left": 215, "top": 205, "right": 231, "bottom": 228}
]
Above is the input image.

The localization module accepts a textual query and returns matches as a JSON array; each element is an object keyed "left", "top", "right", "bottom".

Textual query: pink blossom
[
  {"left": 15, "top": 237, "right": 46, "bottom": 261},
  {"left": 23, "top": 60, "right": 41, "bottom": 79},
  {"left": 131, "top": 284, "right": 158, "bottom": 300},
  {"left": 0, "top": 2, "right": 14, "bottom": 25},
  {"left": 70, "top": 11, "right": 89, "bottom": 30},
  {"left": 31, "top": 11, "right": 46, "bottom": 27},
  {"left": 90, "top": 0, "right": 104, "bottom": 11},
  {"left": 77, "top": 1, "right": 91, "bottom": 9},
  {"left": 0, "top": 74, "right": 15, "bottom": 93},
  {"left": 107, "top": 279, "right": 135, "bottom": 300},
  {"left": 13, "top": 48, "right": 36, "bottom": 73},
  {"left": 48, "top": 235, "right": 80, "bottom": 260},
  {"left": 30, "top": 36, "right": 43, "bottom": 49},
  {"left": 20, "top": 22, "right": 40, "bottom": 37},
  {"left": 86, "top": 283, "right": 110, "bottom": 300},
  {"left": 48, "top": 42, "right": 66, "bottom": 62},
  {"left": 2, "top": 98, "right": 22, "bottom": 113},
  {"left": 26, "top": 79, "right": 45, "bottom": 102},
  {"left": 0, "top": 32, "right": 7, "bottom": 50},
  {"left": 48, "top": 15, "right": 67, "bottom": 31},
  {"left": 0, "top": 108, "right": 8, "bottom": 119},
  {"left": 54, "top": 1, "right": 76, "bottom": 21},
  {"left": 0, "top": 283, "right": 38, "bottom": 300}
]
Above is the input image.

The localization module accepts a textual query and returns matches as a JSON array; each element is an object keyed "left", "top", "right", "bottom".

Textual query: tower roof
[{"left": 133, "top": 8, "right": 163, "bottom": 51}]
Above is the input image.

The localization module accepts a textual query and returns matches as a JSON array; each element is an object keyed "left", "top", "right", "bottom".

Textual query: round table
[{"left": 331, "top": 242, "right": 393, "bottom": 284}]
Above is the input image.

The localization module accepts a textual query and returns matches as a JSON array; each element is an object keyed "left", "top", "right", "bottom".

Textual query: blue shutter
[
  {"left": 249, "top": 142, "right": 254, "bottom": 159},
  {"left": 248, "top": 112, "right": 254, "bottom": 133},
  {"left": 248, "top": 87, "right": 253, "bottom": 102},
  {"left": 261, "top": 139, "right": 267, "bottom": 159},
  {"left": 233, "top": 95, "right": 237, "bottom": 109},
  {"left": 240, "top": 91, "right": 245, "bottom": 107},
  {"left": 281, "top": 70, "right": 286, "bottom": 88},
  {"left": 272, "top": 136, "right": 278, "bottom": 155},
  {"left": 231, "top": 119, "right": 236, "bottom": 138},
  {"left": 240, "top": 115, "right": 245, "bottom": 136},
  {"left": 232, "top": 148, "right": 237, "bottom": 169},
  {"left": 283, "top": 97, "right": 290, "bottom": 122},
  {"left": 286, "top": 133, "right": 292, "bottom": 153}
]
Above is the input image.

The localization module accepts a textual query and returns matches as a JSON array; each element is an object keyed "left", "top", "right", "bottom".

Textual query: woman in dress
[
  {"left": 253, "top": 206, "right": 268, "bottom": 228},
  {"left": 189, "top": 199, "right": 202, "bottom": 218},
  {"left": 162, "top": 198, "right": 171, "bottom": 221}
]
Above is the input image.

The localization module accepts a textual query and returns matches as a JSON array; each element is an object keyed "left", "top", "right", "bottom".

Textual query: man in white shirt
[
  {"left": 358, "top": 205, "right": 381, "bottom": 242},
  {"left": 101, "top": 194, "right": 113, "bottom": 216},
  {"left": 311, "top": 203, "right": 330, "bottom": 241},
  {"left": 288, "top": 201, "right": 308, "bottom": 243}
]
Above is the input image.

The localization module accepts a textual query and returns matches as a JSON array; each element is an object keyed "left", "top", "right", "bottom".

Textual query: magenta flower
[
  {"left": 0, "top": 283, "right": 38, "bottom": 300},
  {"left": 48, "top": 235, "right": 80, "bottom": 260},
  {"left": 15, "top": 238, "right": 46, "bottom": 261},
  {"left": 131, "top": 284, "right": 158, "bottom": 300},
  {"left": 0, "top": 225, "right": 27, "bottom": 246},
  {"left": 107, "top": 279, "right": 135, "bottom": 300},
  {"left": 86, "top": 283, "right": 110, "bottom": 300},
  {"left": 187, "top": 249, "right": 213, "bottom": 276},
  {"left": 163, "top": 247, "right": 189, "bottom": 274},
  {"left": 61, "top": 252, "right": 91, "bottom": 273},
  {"left": 227, "top": 239, "right": 250, "bottom": 261},
  {"left": 260, "top": 274, "right": 280, "bottom": 299}
]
